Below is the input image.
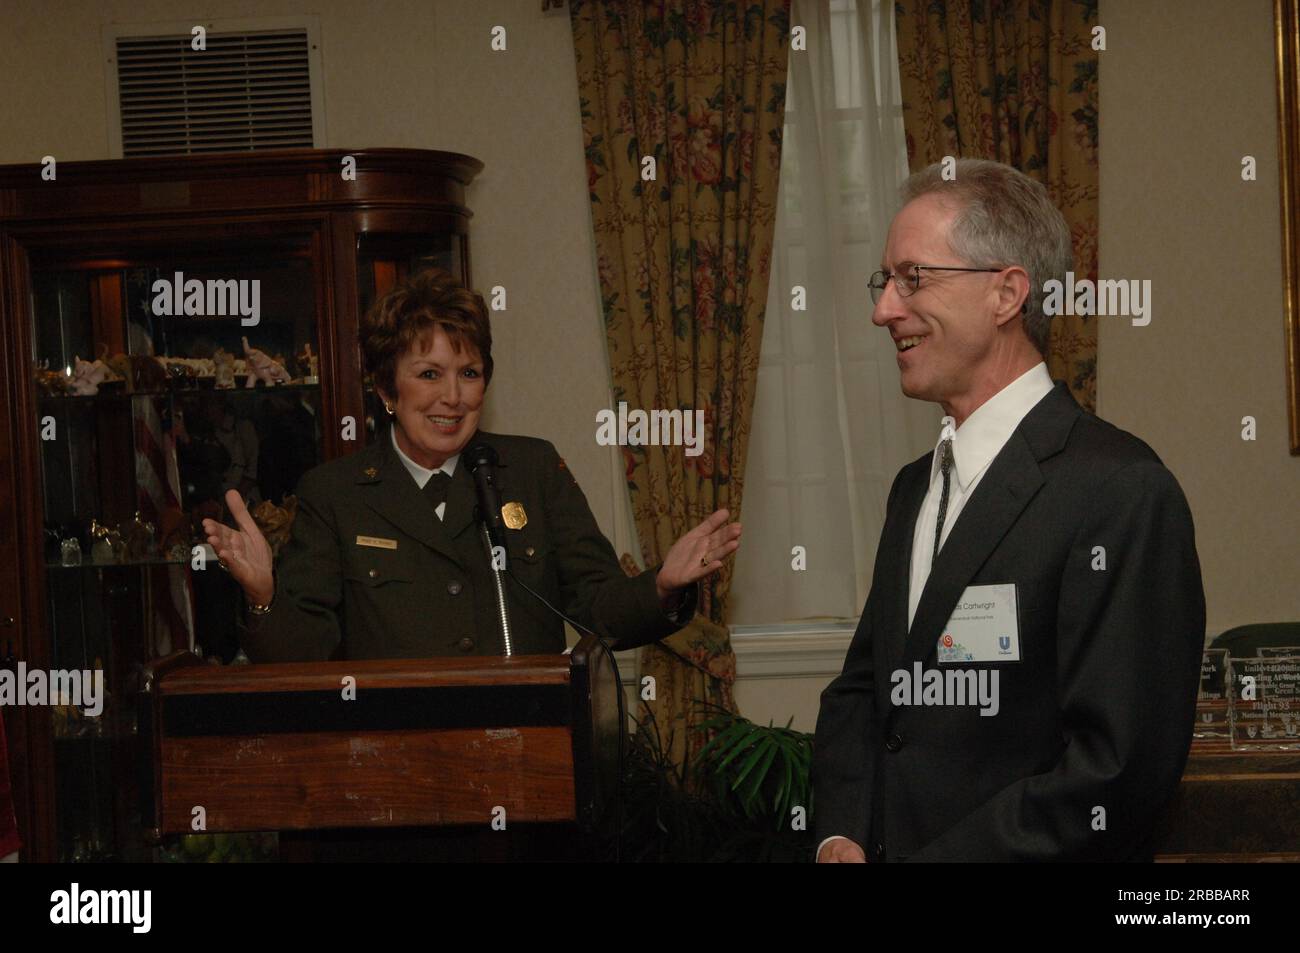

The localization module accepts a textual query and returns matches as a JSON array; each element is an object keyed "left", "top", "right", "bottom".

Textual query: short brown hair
[{"left": 360, "top": 268, "right": 493, "bottom": 398}]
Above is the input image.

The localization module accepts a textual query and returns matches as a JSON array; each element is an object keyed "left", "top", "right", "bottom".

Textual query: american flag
[{"left": 129, "top": 268, "right": 194, "bottom": 657}]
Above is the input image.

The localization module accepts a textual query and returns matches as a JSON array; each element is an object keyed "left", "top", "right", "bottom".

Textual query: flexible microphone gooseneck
[
  {"left": 465, "top": 440, "right": 629, "bottom": 858},
  {"left": 464, "top": 442, "right": 512, "bottom": 655},
  {"left": 504, "top": 568, "right": 627, "bottom": 863}
]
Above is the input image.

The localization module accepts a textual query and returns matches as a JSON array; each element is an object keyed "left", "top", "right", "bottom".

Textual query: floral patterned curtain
[
  {"left": 569, "top": 0, "right": 791, "bottom": 768},
  {"left": 895, "top": 0, "right": 1100, "bottom": 410}
]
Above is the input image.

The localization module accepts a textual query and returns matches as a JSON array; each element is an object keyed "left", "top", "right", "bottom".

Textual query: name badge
[
  {"left": 936, "top": 583, "right": 1020, "bottom": 663},
  {"left": 356, "top": 535, "right": 398, "bottom": 550}
]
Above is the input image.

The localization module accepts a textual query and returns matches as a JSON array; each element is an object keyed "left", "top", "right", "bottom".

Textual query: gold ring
[{"left": 218, "top": 558, "right": 229, "bottom": 572}]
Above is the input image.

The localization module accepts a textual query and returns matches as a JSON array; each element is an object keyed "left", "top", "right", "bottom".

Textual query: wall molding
[
  {"left": 730, "top": 623, "right": 855, "bottom": 679},
  {"left": 610, "top": 622, "right": 855, "bottom": 687}
]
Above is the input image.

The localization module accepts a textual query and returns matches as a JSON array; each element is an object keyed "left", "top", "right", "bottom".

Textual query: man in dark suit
[{"left": 814, "top": 159, "right": 1205, "bottom": 862}]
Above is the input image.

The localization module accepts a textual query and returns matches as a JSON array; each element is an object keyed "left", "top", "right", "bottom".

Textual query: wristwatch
[{"left": 247, "top": 577, "right": 275, "bottom": 616}]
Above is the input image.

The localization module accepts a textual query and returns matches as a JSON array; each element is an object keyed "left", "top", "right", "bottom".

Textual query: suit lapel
[
  {"left": 895, "top": 382, "right": 1081, "bottom": 671},
  {"left": 900, "top": 433, "right": 1043, "bottom": 669},
  {"left": 441, "top": 430, "right": 516, "bottom": 543},
  {"left": 443, "top": 448, "right": 482, "bottom": 543},
  {"left": 881, "top": 461, "right": 928, "bottom": 670},
  {"left": 358, "top": 426, "right": 465, "bottom": 569}
]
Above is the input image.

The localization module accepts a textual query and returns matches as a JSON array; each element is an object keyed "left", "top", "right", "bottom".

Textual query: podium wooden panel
[{"left": 140, "top": 635, "right": 621, "bottom": 837}]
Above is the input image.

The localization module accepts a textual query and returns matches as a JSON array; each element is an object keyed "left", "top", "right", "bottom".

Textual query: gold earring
[{"left": 384, "top": 403, "right": 394, "bottom": 415}]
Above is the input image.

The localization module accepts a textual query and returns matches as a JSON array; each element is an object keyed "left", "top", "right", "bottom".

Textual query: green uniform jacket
[{"left": 240, "top": 427, "right": 695, "bottom": 662}]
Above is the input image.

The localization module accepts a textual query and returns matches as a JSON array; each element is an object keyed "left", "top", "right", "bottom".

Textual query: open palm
[
  {"left": 202, "top": 489, "right": 275, "bottom": 605},
  {"left": 655, "top": 508, "right": 743, "bottom": 599}
]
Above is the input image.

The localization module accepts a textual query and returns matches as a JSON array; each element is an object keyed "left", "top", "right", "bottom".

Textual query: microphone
[
  {"left": 463, "top": 441, "right": 506, "bottom": 548},
  {"left": 462, "top": 444, "right": 627, "bottom": 847},
  {"left": 464, "top": 440, "right": 513, "bottom": 656}
]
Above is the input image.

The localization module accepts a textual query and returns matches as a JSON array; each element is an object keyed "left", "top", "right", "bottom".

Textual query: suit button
[
  {"left": 885, "top": 733, "right": 903, "bottom": 752},
  {"left": 447, "top": 580, "right": 462, "bottom": 595},
  {"left": 367, "top": 569, "right": 378, "bottom": 579},
  {"left": 524, "top": 546, "right": 536, "bottom": 557},
  {"left": 458, "top": 637, "right": 474, "bottom": 652},
  {"left": 873, "top": 842, "right": 885, "bottom": 861}
]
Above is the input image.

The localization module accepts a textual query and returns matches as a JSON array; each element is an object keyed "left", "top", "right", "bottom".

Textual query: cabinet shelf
[
  {"left": 45, "top": 559, "right": 190, "bottom": 571},
  {"left": 53, "top": 728, "right": 139, "bottom": 743},
  {"left": 37, "top": 382, "right": 323, "bottom": 403}
]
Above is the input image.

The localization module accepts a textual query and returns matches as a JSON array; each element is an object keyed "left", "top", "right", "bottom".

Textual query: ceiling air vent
[{"left": 112, "top": 28, "right": 317, "bottom": 157}]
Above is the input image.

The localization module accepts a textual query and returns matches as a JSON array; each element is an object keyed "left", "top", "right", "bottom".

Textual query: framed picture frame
[{"left": 1277, "top": 0, "right": 1300, "bottom": 453}]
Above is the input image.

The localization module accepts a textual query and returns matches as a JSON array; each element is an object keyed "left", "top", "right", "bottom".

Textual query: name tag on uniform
[
  {"left": 936, "top": 583, "right": 1020, "bottom": 663},
  {"left": 356, "top": 535, "right": 398, "bottom": 550}
]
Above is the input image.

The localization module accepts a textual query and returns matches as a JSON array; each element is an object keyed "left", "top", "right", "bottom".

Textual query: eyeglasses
[{"left": 868, "top": 263, "right": 1005, "bottom": 304}]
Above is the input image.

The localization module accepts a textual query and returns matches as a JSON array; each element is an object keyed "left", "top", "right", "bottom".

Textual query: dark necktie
[
  {"left": 932, "top": 438, "right": 954, "bottom": 568},
  {"left": 423, "top": 471, "right": 452, "bottom": 517}
]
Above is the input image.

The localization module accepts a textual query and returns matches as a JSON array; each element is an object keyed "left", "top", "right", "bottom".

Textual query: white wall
[{"left": 1098, "top": 0, "right": 1299, "bottom": 639}]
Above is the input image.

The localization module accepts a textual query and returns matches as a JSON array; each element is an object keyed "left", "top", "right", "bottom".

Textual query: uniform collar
[
  {"left": 389, "top": 423, "right": 459, "bottom": 488},
  {"left": 349, "top": 424, "right": 479, "bottom": 568}
]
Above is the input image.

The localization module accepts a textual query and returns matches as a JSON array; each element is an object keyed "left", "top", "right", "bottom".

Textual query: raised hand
[
  {"left": 654, "top": 508, "right": 742, "bottom": 601},
  {"left": 201, "top": 489, "right": 275, "bottom": 605}
]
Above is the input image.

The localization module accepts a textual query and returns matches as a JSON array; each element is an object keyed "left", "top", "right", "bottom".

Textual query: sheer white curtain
[{"left": 729, "top": 0, "right": 938, "bottom": 625}]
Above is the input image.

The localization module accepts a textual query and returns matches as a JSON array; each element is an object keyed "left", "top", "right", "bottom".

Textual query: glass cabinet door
[{"left": 30, "top": 239, "right": 324, "bottom": 862}]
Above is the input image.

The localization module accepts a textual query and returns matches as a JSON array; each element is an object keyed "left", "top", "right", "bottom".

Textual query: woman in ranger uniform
[{"left": 203, "top": 267, "right": 740, "bottom": 661}]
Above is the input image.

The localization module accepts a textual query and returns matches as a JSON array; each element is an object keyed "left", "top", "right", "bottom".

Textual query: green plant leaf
[
  {"left": 743, "top": 743, "right": 779, "bottom": 807},
  {"left": 713, "top": 724, "right": 762, "bottom": 771},
  {"left": 729, "top": 736, "right": 771, "bottom": 789}
]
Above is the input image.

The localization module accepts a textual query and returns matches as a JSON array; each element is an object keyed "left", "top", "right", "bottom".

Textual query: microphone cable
[{"left": 503, "top": 569, "right": 626, "bottom": 864}]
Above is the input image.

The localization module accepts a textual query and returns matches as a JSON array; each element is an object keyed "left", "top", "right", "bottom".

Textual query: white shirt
[
  {"left": 819, "top": 362, "right": 1054, "bottom": 861},
  {"left": 906, "top": 362, "right": 1054, "bottom": 630},
  {"left": 390, "top": 426, "right": 459, "bottom": 521}
]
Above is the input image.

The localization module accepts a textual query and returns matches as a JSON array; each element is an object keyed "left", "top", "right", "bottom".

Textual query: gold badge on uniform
[
  {"left": 364, "top": 467, "right": 378, "bottom": 478},
  {"left": 356, "top": 535, "right": 398, "bottom": 550},
  {"left": 501, "top": 501, "right": 528, "bottom": 530}
]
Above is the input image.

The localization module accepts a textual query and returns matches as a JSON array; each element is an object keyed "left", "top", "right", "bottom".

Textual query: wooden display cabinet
[{"left": 0, "top": 148, "right": 483, "bottom": 861}]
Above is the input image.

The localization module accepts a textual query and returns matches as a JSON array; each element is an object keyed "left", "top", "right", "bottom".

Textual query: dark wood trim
[
  {"left": 1155, "top": 740, "right": 1300, "bottom": 857},
  {"left": 1277, "top": 0, "right": 1300, "bottom": 453},
  {"left": 0, "top": 149, "right": 484, "bottom": 226},
  {"left": 325, "top": 212, "right": 361, "bottom": 460},
  {"left": 156, "top": 655, "right": 572, "bottom": 695},
  {"left": 0, "top": 148, "right": 484, "bottom": 188}
]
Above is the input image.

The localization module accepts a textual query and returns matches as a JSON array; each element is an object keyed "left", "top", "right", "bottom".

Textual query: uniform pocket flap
[
  {"left": 344, "top": 566, "right": 414, "bottom": 586},
  {"left": 508, "top": 537, "right": 550, "bottom": 564}
]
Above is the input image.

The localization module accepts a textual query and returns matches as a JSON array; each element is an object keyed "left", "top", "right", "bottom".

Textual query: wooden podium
[{"left": 140, "top": 635, "right": 622, "bottom": 842}]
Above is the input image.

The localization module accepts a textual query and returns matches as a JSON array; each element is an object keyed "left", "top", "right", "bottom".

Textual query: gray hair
[{"left": 900, "top": 158, "right": 1073, "bottom": 357}]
